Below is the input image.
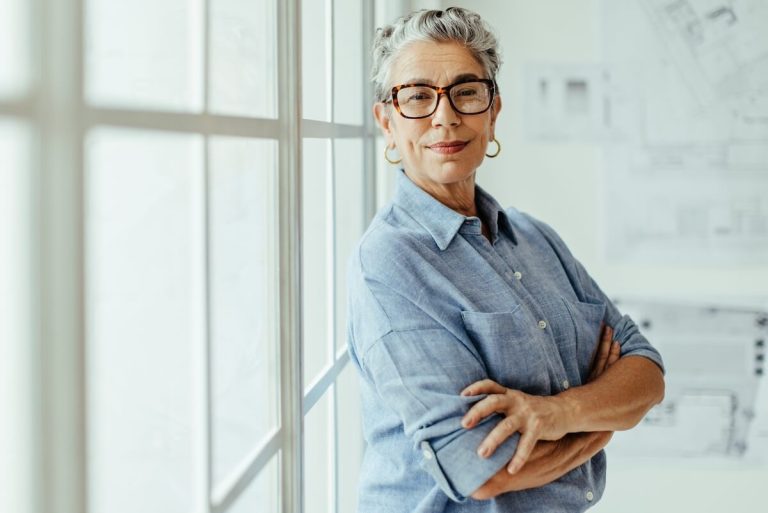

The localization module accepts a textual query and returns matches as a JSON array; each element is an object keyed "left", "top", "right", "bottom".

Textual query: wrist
[{"left": 554, "top": 391, "right": 581, "bottom": 434}]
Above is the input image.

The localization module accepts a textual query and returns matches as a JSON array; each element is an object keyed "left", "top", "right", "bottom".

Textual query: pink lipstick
[{"left": 428, "top": 140, "right": 468, "bottom": 154}]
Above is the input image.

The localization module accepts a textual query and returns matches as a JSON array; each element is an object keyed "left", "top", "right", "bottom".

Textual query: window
[
  {"left": 0, "top": 0, "right": 375, "bottom": 512},
  {"left": 0, "top": 0, "right": 33, "bottom": 511},
  {"left": 300, "top": 1, "right": 372, "bottom": 512}
]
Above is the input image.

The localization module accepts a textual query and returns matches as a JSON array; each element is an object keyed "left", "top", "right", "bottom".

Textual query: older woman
[{"left": 346, "top": 7, "right": 665, "bottom": 512}]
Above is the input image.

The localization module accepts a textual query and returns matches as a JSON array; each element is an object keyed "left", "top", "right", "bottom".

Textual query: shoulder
[
  {"left": 504, "top": 206, "right": 577, "bottom": 258},
  {"left": 504, "top": 206, "right": 560, "bottom": 241},
  {"left": 352, "top": 203, "right": 437, "bottom": 284}
]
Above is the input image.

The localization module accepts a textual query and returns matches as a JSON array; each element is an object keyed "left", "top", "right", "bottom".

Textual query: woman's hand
[
  {"left": 460, "top": 380, "right": 570, "bottom": 474},
  {"left": 461, "top": 323, "right": 621, "bottom": 474},
  {"left": 588, "top": 323, "right": 621, "bottom": 383}
]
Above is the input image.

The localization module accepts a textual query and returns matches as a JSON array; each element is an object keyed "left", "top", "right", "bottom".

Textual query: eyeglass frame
[{"left": 384, "top": 78, "right": 497, "bottom": 119}]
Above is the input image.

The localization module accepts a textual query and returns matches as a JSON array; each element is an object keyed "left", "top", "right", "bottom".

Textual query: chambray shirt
[{"left": 346, "top": 169, "right": 664, "bottom": 513}]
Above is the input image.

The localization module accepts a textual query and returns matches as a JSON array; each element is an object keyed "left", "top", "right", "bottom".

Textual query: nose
[{"left": 431, "top": 94, "right": 461, "bottom": 128}]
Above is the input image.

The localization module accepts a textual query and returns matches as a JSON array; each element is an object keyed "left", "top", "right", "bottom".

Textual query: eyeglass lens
[{"left": 395, "top": 81, "right": 491, "bottom": 118}]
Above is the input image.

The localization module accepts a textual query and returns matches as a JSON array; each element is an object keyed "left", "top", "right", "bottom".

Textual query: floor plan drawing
[
  {"left": 600, "top": 0, "right": 768, "bottom": 263},
  {"left": 609, "top": 298, "right": 768, "bottom": 460}
]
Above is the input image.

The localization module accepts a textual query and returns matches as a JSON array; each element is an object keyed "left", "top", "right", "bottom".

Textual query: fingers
[
  {"left": 462, "top": 392, "right": 511, "bottom": 429},
  {"left": 461, "top": 379, "right": 506, "bottom": 397},
  {"left": 476, "top": 415, "right": 520, "bottom": 458},
  {"left": 588, "top": 325, "right": 613, "bottom": 381},
  {"left": 606, "top": 340, "right": 621, "bottom": 367},
  {"left": 507, "top": 431, "right": 537, "bottom": 474}
]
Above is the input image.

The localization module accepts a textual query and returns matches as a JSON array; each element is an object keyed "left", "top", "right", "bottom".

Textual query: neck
[{"left": 405, "top": 170, "right": 478, "bottom": 218}]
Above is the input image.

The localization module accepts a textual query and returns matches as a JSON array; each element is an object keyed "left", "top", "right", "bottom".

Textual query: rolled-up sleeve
[
  {"left": 363, "top": 328, "right": 520, "bottom": 501},
  {"left": 348, "top": 242, "right": 520, "bottom": 502}
]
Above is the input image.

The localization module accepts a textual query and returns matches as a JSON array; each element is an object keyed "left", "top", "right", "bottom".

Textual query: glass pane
[
  {"left": 302, "top": 138, "right": 331, "bottom": 389},
  {"left": 86, "top": 128, "right": 204, "bottom": 513},
  {"left": 336, "top": 364, "right": 364, "bottom": 513},
  {"left": 86, "top": 0, "right": 203, "bottom": 111},
  {"left": 227, "top": 453, "right": 280, "bottom": 513},
  {"left": 210, "top": 0, "right": 277, "bottom": 118},
  {"left": 0, "top": 120, "right": 33, "bottom": 513},
  {"left": 0, "top": 0, "right": 30, "bottom": 98},
  {"left": 209, "top": 136, "right": 279, "bottom": 485},
  {"left": 304, "top": 391, "right": 333, "bottom": 513},
  {"left": 301, "top": 0, "right": 330, "bottom": 121},
  {"left": 333, "top": 0, "right": 363, "bottom": 124},
  {"left": 334, "top": 139, "right": 364, "bottom": 353}
]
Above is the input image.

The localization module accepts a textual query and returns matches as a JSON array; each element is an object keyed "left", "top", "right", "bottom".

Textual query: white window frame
[{"left": 2, "top": 0, "right": 377, "bottom": 512}]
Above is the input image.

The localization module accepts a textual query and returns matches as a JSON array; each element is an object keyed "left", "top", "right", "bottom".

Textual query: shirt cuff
[
  {"left": 418, "top": 414, "right": 520, "bottom": 502},
  {"left": 623, "top": 348, "right": 666, "bottom": 375}
]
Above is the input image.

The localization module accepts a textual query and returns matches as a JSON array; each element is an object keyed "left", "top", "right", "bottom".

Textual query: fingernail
[
  {"left": 477, "top": 446, "right": 488, "bottom": 458},
  {"left": 462, "top": 417, "right": 471, "bottom": 428},
  {"left": 507, "top": 464, "right": 518, "bottom": 474}
]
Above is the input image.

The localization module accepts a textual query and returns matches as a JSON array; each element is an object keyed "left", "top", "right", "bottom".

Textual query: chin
[{"left": 429, "top": 161, "right": 477, "bottom": 184}]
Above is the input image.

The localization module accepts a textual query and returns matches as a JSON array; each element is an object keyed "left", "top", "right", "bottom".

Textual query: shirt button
[
  {"left": 538, "top": 320, "right": 547, "bottom": 329},
  {"left": 513, "top": 271, "right": 522, "bottom": 280},
  {"left": 423, "top": 450, "right": 433, "bottom": 460},
  {"left": 586, "top": 490, "right": 594, "bottom": 502},
  {"left": 562, "top": 380, "right": 570, "bottom": 390}
]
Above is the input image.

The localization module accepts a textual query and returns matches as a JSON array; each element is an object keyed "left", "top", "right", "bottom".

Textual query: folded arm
[
  {"left": 463, "top": 324, "right": 664, "bottom": 499},
  {"left": 471, "top": 431, "right": 612, "bottom": 500}
]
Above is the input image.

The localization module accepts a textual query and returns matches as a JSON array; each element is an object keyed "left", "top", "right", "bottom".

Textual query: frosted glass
[
  {"left": 304, "top": 392, "right": 333, "bottom": 513},
  {"left": 0, "top": 0, "right": 30, "bottom": 98},
  {"left": 210, "top": 0, "right": 277, "bottom": 118},
  {"left": 0, "top": 120, "right": 33, "bottom": 513},
  {"left": 333, "top": 139, "right": 365, "bottom": 353},
  {"left": 333, "top": 0, "right": 364, "bottom": 124},
  {"left": 86, "top": 0, "right": 203, "bottom": 111},
  {"left": 337, "top": 364, "right": 364, "bottom": 513},
  {"left": 227, "top": 453, "right": 280, "bottom": 513},
  {"left": 302, "top": 138, "right": 331, "bottom": 389},
  {"left": 86, "top": 128, "right": 204, "bottom": 513},
  {"left": 209, "top": 136, "right": 279, "bottom": 485},
  {"left": 301, "top": 0, "right": 330, "bottom": 121}
]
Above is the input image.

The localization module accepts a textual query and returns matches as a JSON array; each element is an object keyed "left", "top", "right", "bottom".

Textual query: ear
[
  {"left": 373, "top": 102, "right": 396, "bottom": 147},
  {"left": 489, "top": 95, "right": 502, "bottom": 139}
]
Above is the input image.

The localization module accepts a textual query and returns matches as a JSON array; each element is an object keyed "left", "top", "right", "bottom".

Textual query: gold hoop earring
[
  {"left": 384, "top": 145, "right": 402, "bottom": 165},
  {"left": 486, "top": 138, "right": 501, "bottom": 158}
]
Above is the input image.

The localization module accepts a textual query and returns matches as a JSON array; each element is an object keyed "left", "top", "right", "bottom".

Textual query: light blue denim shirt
[{"left": 346, "top": 169, "right": 664, "bottom": 513}]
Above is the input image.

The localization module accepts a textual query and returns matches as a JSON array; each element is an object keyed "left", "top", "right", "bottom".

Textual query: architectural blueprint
[
  {"left": 609, "top": 298, "right": 768, "bottom": 460},
  {"left": 600, "top": 0, "right": 768, "bottom": 263}
]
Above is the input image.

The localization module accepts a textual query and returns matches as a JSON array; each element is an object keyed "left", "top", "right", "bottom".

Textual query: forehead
[{"left": 389, "top": 40, "right": 486, "bottom": 85}]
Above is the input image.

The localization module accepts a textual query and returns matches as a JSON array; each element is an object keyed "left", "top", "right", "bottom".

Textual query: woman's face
[{"left": 373, "top": 40, "right": 502, "bottom": 189}]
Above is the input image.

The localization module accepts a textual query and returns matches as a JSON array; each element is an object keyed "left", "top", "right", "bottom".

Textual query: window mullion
[
  {"left": 35, "top": 0, "right": 87, "bottom": 512},
  {"left": 278, "top": 1, "right": 304, "bottom": 513}
]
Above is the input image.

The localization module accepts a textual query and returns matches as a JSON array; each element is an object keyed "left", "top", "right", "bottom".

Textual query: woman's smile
[{"left": 427, "top": 140, "right": 469, "bottom": 154}]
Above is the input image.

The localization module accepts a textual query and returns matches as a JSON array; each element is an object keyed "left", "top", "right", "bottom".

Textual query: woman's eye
[
  {"left": 408, "top": 93, "right": 432, "bottom": 101},
  {"left": 455, "top": 88, "right": 478, "bottom": 97}
]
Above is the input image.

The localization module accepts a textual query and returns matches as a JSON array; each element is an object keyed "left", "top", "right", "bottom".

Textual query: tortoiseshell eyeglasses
[{"left": 385, "top": 78, "right": 496, "bottom": 119}]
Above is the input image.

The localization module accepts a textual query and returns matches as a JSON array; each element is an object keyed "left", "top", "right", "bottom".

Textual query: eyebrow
[{"left": 401, "top": 73, "right": 484, "bottom": 85}]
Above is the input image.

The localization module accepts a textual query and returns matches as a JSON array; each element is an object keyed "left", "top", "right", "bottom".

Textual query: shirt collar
[{"left": 393, "top": 169, "right": 518, "bottom": 251}]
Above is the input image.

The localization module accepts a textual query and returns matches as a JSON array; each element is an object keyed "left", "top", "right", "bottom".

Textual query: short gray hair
[{"left": 371, "top": 7, "right": 502, "bottom": 102}]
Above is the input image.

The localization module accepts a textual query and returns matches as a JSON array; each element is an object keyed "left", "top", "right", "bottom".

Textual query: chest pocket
[
  {"left": 561, "top": 297, "right": 606, "bottom": 386},
  {"left": 461, "top": 308, "right": 550, "bottom": 395}
]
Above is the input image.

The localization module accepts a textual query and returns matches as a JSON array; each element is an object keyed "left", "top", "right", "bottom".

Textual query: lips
[{"left": 428, "top": 140, "right": 468, "bottom": 154}]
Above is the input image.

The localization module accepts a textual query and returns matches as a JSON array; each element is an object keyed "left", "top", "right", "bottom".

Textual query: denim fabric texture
[{"left": 346, "top": 169, "right": 665, "bottom": 512}]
